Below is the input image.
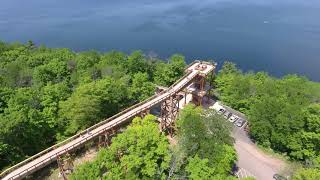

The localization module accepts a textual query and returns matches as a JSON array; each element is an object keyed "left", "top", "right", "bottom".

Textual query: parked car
[
  {"left": 223, "top": 112, "right": 232, "bottom": 119},
  {"left": 217, "top": 108, "right": 225, "bottom": 115},
  {"left": 273, "top": 174, "right": 287, "bottom": 180},
  {"left": 229, "top": 114, "right": 239, "bottom": 123},
  {"left": 235, "top": 118, "right": 245, "bottom": 127}
]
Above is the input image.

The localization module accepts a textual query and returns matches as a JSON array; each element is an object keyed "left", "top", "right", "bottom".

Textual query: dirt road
[{"left": 232, "top": 127, "right": 286, "bottom": 180}]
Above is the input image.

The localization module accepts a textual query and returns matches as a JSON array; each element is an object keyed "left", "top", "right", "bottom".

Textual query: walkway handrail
[
  {"left": 7, "top": 93, "right": 172, "bottom": 180},
  {"left": 0, "top": 61, "right": 200, "bottom": 178}
]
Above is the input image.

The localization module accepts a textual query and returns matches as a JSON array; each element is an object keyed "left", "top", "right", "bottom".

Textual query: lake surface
[{"left": 1, "top": 0, "right": 320, "bottom": 81}]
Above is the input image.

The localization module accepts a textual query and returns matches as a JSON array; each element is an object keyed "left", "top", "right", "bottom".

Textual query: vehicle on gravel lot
[
  {"left": 229, "top": 114, "right": 239, "bottom": 123},
  {"left": 235, "top": 118, "right": 245, "bottom": 127},
  {"left": 223, "top": 111, "right": 232, "bottom": 119},
  {"left": 273, "top": 174, "right": 287, "bottom": 180},
  {"left": 218, "top": 108, "right": 225, "bottom": 115}
]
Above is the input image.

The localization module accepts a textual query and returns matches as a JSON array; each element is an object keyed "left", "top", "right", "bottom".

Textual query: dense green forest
[
  {"left": 69, "top": 105, "right": 239, "bottom": 179},
  {"left": 0, "top": 41, "right": 186, "bottom": 170},
  {"left": 215, "top": 62, "right": 320, "bottom": 174},
  {"left": 1, "top": 40, "right": 319, "bottom": 179}
]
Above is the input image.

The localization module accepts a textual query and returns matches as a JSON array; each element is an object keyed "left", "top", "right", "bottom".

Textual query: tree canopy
[
  {"left": 70, "top": 115, "right": 170, "bottom": 180},
  {"left": 0, "top": 41, "right": 186, "bottom": 170},
  {"left": 172, "top": 104, "right": 237, "bottom": 179},
  {"left": 215, "top": 61, "right": 320, "bottom": 162},
  {"left": 70, "top": 105, "right": 239, "bottom": 179},
  {"left": 292, "top": 168, "right": 320, "bottom": 180}
]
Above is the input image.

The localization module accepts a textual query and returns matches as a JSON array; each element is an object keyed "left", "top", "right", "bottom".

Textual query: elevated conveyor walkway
[{"left": 1, "top": 61, "right": 215, "bottom": 180}]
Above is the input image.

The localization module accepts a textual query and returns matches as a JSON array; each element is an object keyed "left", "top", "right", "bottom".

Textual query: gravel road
[{"left": 232, "top": 127, "right": 285, "bottom": 180}]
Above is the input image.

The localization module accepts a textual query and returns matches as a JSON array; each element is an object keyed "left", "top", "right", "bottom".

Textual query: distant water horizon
[{"left": 1, "top": 0, "right": 320, "bottom": 81}]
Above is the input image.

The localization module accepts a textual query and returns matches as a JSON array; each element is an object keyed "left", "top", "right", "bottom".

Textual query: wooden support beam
[
  {"left": 56, "top": 152, "right": 73, "bottom": 180},
  {"left": 160, "top": 94, "right": 179, "bottom": 137},
  {"left": 57, "top": 155, "right": 67, "bottom": 180}
]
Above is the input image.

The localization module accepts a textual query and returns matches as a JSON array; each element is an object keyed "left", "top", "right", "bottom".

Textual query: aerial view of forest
[
  {"left": 0, "top": 41, "right": 319, "bottom": 179},
  {"left": 1, "top": 1, "right": 320, "bottom": 180}
]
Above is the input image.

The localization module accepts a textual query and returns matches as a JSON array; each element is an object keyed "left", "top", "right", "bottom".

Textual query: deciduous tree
[{"left": 70, "top": 115, "right": 170, "bottom": 179}]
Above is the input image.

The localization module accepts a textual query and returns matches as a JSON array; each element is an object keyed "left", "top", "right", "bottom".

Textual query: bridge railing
[
  {"left": 0, "top": 61, "right": 202, "bottom": 179},
  {"left": 7, "top": 92, "right": 174, "bottom": 180}
]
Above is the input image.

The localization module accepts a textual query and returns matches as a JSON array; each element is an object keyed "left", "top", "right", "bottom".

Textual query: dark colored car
[{"left": 218, "top": 108, "right": 225, "bottom": 114}]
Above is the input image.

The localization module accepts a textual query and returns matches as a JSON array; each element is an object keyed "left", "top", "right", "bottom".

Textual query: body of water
[{"left": 1, "top": 0, "right": 320, "bottom": 81}]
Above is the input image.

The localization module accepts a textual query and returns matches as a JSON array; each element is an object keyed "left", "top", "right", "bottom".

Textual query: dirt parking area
[{"left": 232, "top": 127, "right": 286, "bottom": 180}]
